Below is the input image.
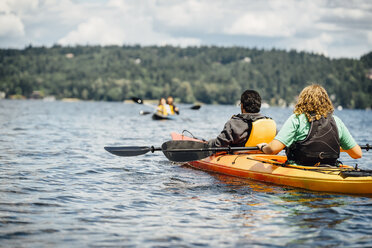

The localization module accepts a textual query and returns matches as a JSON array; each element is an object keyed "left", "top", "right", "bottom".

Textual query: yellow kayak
[{"left": 171, "top": 132, "right": 372, "bottom": 195}]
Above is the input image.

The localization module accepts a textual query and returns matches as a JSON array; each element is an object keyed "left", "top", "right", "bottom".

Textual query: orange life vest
[{"left": 244, "top": 118, "right": 277, "bottom": 147}]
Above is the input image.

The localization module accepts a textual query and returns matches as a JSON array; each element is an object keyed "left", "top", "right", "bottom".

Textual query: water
[{"left": 1, "top": 99, "right": 372, "bottom": 247}]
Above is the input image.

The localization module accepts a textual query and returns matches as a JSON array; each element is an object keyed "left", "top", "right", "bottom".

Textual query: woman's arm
[
  {"left": 344, "top": 145, "right": 362, "bottom": 159},
  {"left": 334, "top": 116, "right": 362, "bottom": 159},
  {"left": 257, "top": 139, "right": 286, "bottom": 154}
]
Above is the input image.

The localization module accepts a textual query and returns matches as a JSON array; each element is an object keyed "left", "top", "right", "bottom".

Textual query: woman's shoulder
[
  {"left": 287, "top": 113, "right": 307, "bottom": 124},
  {"left": 331, "top": 114, "right": 347, "bottom": 128},
  {"left": 331, "top": 114, "right": 342, "bottom": 121}
]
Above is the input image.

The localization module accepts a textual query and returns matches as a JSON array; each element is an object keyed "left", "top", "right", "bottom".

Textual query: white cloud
[
  {"left": 0, "top": 0, "right": 371, "bottom": 57},
  {"left": 158, "top": 37, "right": 201, "bottom": 47},
  {"left": 56, "top": 0, "right": 203, "bottom": 47},
  {"left": 331, "top": 7, "right": 365, "bottom": 20},
  {"left": 58, "top": 17, "right": 126, "bottom": 46},
  {"left": 152, "top": 0, "right": 227, "bottom": 33},
  {"left": 286, "top": 33, "right": 334, "bottom": 56},
  {"left": 224, "top": 0, "right": 322, "bottom": 38},
  {"left": 368, "top": 32, "right": 372, "bottom": 44},
  {"left": 107, "top": 0, "right": 129, "bottom": 12},
  {"left": 4, "top": 0, "right": 38, "bottom": 13},
  {"left": 0, "top": 0, "right": 35, "bottom": 37},
  {"left": 227, "top": 13, "right": 294, "bottom": 37},
  {"left": 0, "top": 13, "right": 24, "bottom": 37}
]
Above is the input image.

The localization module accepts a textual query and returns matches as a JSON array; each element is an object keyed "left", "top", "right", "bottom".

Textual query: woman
[
  {"left": 257, "top": 84, "right": 362, "bottom": 166},
  {"left": 156, "top": 97, "right": 172, "bottom": 116}
]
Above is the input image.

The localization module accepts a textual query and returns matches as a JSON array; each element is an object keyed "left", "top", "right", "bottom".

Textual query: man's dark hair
[{"left": 240, "top": 90, "right": 261, "bottom": 113}]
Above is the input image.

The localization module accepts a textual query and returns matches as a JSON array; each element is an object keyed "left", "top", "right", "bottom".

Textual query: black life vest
[{"left": 286, "top": 115, "right": 340, "bottom": 166}]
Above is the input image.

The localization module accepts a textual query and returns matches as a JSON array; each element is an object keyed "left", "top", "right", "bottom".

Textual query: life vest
[
  {"left": 157, "top": 105, "right": 168, "bottom": 116},
  {"left": 286, "top": 115, "right": 340, "bottom": 166},
  {"left": 157, "top": 104, "right": 174, "bottom": 116},
  {"left": 168, "top": 105, "right": 175, "bottom": 115},
  {"left": 244, "top": 118, "right": 277, "bottom": 147}
]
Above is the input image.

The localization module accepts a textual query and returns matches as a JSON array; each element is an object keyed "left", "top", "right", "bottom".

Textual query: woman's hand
[
  {"left": 257, "top": 140, "right": 286, "bottom": 154},
  {"left": 257, "top": 143, "right": 268, "bottom": 153}
]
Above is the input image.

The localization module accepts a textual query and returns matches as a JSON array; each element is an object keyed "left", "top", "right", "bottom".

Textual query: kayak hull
[
  {"left": 171, "top": 132, "right": 372, "bottom": 195},
  {"left": 152, "top": 113, "right": 177, "bottom": 120}
]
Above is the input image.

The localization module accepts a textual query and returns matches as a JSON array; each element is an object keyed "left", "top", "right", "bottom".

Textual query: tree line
[{"left": 0, "top": 45, "right": 371, "bottom": 109}]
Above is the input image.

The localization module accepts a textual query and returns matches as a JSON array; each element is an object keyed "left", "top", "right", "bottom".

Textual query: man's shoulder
[{"left": 232, "top": 113, "right": 268, "bottom": 121}]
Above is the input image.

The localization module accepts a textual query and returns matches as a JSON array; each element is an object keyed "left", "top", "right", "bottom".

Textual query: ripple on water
[{"left": 0, "top": 100, "right": 372, "bottom": 247}]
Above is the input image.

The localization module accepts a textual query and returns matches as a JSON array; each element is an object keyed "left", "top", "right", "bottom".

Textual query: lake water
[{"left": 1, "top": 99, "right": 372, "bottom": 247}]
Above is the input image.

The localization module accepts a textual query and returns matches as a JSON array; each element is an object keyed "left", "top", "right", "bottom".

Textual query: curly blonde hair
[{"left": 294, "top": 84, "right": 334, "bottom": 122}]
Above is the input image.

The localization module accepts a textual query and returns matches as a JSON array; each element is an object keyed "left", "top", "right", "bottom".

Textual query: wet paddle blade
[
  {"left": 161, "top": 140, "right": 213, "bottom": 162},
  {"left": 131, "top": 97, "right": 143, "bottom": 104},
  {"left": 190, "top": 105, "right": 201, "bottom": 110},
  {"left": 140, "top": 110, "right": 152, "bottom": 115},
  {"left": 104, "top": 146, "right": 151, "bottom": 156}
]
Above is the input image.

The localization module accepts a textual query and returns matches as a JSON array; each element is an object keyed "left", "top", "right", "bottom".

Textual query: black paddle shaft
[{"left": 361, "top": 144, "right": 371, "bottom": 151}]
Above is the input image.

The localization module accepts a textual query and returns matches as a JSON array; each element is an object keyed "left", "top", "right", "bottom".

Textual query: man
[
  {"left": 166, "top": 96, "right": 179, "bottom": 115},
  {"left": 208, "top": 90, "right": 275, "bottom": 147}
]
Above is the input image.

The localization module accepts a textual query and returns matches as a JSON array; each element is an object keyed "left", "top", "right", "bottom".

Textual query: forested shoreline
[{"left": 0, "top": 45, "right": 371, "bottom": 109}]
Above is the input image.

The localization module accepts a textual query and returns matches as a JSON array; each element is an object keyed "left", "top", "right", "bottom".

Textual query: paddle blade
[
  {"left": 161, "top": 140, "right": 213, "bottom": 162},
  {"left": 104, "top": 146, "right": 151, "bottom": 156},
  {"left": 140, "top": 110, "right": 152, "bottom": 115},
  {"left": 131, "top": 97, "right": 143, "bottom": 104},
  {"left": 190, "top": 105, "right": 201, "bottom": 110}
]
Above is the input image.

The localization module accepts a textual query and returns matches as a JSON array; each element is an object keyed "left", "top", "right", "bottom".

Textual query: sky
[{"left": 0, "top": 0, "right": 371, "bottom": 58}]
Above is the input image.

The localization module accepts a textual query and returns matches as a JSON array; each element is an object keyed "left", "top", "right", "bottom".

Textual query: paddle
[
  {"left": 131, "top": 97, "right": 157, "bottom": 109},
  {"left": 104, "top": 140, "right": 259, "bottom": 162},
  {"left": 341, "top": 144, "right": 370, "bottom": 152},
  {"left": 139, "top": 110, "right": 152, "bottom": 115},
  {"left": 105, "top": 140, "right": 371, "bottom": 162},
  {"left": 190, "top": 104, "right": 201, "bottom": 110},
  {"left": 131, "top": 97, "right": 202, "bottom": 110},
  {"left": 360, "top": 144, "right": 370, "bottom": 151}
]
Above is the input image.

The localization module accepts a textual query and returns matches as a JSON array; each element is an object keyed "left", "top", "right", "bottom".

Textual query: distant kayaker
[
  {"left": 166, "top": 96, "right": 179, "bottom": 115},
  {"left": 208, "top": 90, "right": 276, "bottom": 147},
  {"left": 257, "top": 84, "right": 362, "bottom": 166}
]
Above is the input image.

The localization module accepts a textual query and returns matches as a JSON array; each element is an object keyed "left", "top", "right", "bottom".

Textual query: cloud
[
  {"left": 3, "top": 0, "right": 38, "bottom": 13},
  {"left": 287, "top": 33, "right": 334, "bottom": 56},
  {"left": 0, "top": 12, "right": 24, "bottom": 37},
  {"left": 0, "top": 0, "right": 371, "bottom": 57},
  {"left": 227, "top": 13, "right": 294, "bottom": 37},
  {"left": 57, "top": 0, "right": 202, "bottom": 47},
  {"left": 158, "top": 37, "right": 201, "bottom": 47},
  {"left": 368, "top": 32, "right": 372, "bottom": 44},
  {"left": 58, "top": 17, "right": 126, "bottom": 46},
  {"left": 0, "top": 0, "right": 35, "bottom": 37},
  {"left": 153, "top": 0, "right": 224, "bottom": 33}
]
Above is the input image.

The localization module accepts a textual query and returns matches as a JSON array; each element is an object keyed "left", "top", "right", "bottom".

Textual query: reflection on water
[{"left": 0, "top": 99, "right": 371, "bottom": 247}]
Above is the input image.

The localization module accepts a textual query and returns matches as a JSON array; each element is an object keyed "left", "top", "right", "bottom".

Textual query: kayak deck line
[
  {"left": 197, "top": 153, "right": 358, "bottom": 180},
  {"left": 243, "top": 155, "right": 356, "bottom": 175}
]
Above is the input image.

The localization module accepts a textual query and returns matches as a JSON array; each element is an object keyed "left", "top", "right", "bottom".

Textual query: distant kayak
[
  {"left": 152, "top": 112, "right": 177, "bottom": 120},
  {"left": 171, "top": 132, "right": 372, "bottom": 195}
]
